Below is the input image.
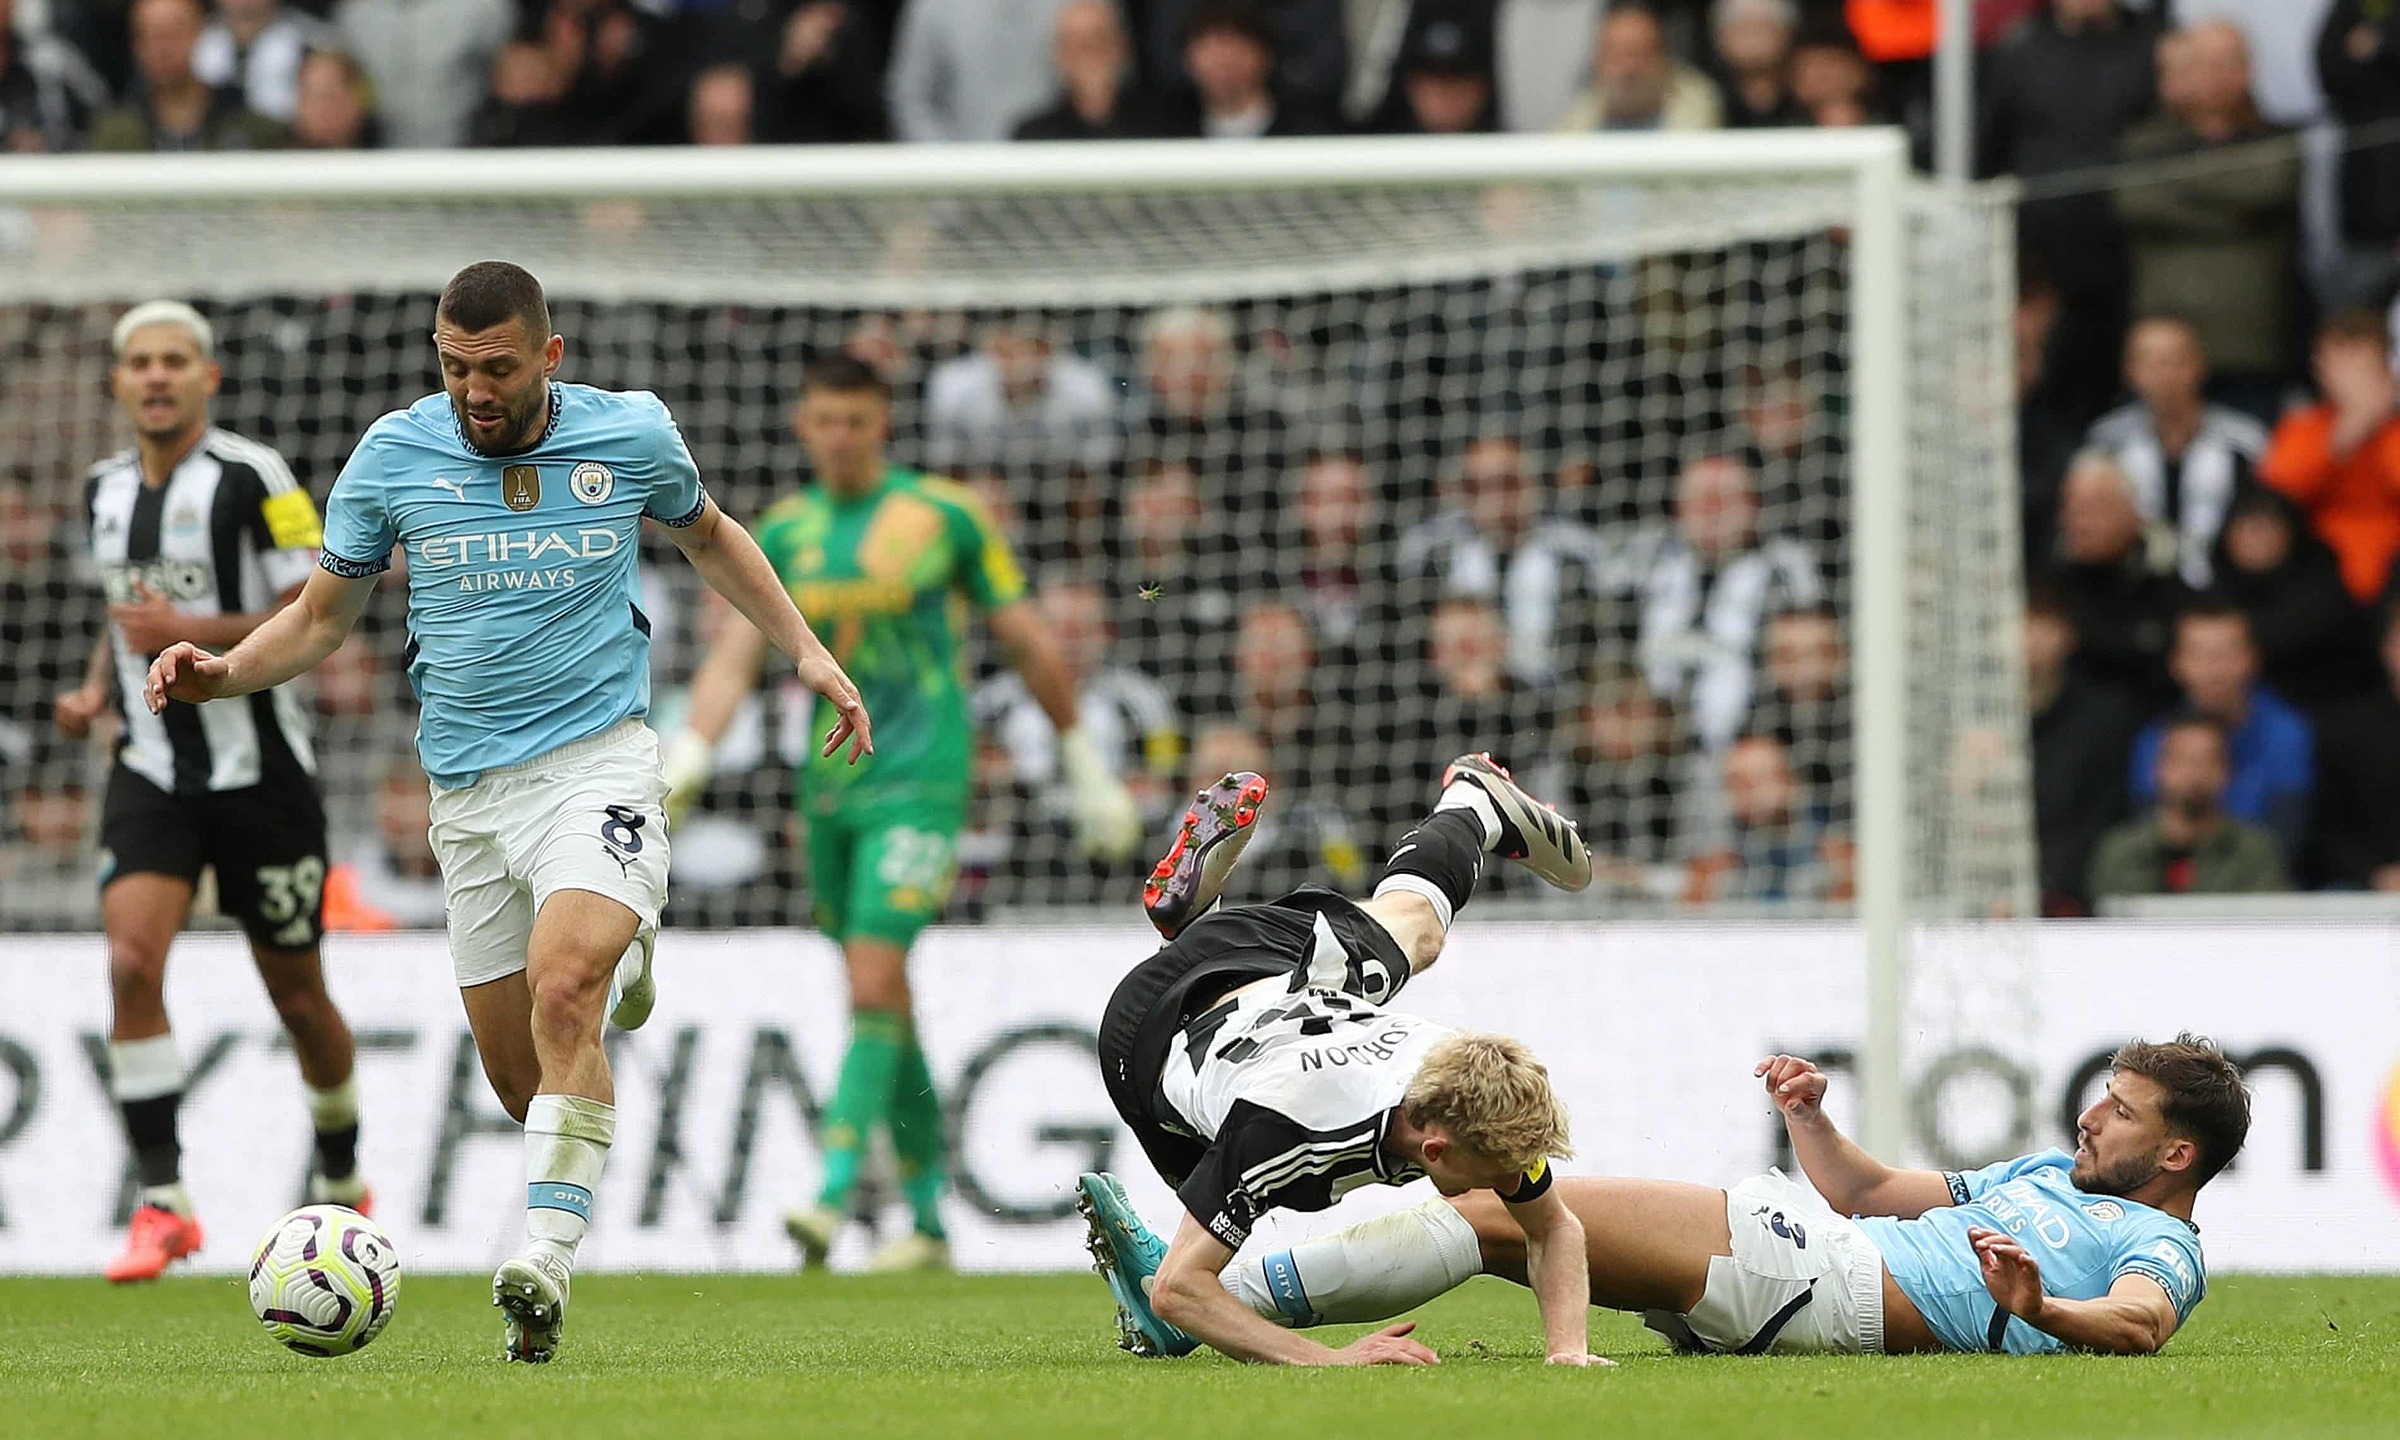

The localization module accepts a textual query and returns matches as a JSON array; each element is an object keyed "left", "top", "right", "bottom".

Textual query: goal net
[{"left": 0, "top": 137, "right": 2029, "bottom": 1152}]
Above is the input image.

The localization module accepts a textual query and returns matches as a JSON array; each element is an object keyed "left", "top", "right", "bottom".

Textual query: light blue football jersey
[
  {"left": 319, "top": 383, "right": 707, "bottom": 787},
  {"left": 1857, "top": 1149, "right": 2207, "bottom": 1354}
]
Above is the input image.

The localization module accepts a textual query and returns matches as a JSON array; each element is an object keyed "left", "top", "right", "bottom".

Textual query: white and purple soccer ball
[{"left": 248, "top": 1205, "right": 402, "bottom": 1357}]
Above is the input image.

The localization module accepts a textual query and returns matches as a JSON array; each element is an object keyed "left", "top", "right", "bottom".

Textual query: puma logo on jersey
[{"left": 430, "top": 476, "right": 470, "bottom": 502}]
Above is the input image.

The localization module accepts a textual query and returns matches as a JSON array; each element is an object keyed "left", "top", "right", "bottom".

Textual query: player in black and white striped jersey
[
  {"left": 1077, "top": 754, "right": 1609, "bottom": 1367},
  {"left": 51, "top": 301, "right": 372, "bottom": 1283}
]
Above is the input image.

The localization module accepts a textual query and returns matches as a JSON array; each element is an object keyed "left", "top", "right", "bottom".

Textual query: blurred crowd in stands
[
  {"left": 4, "top": 0, "right": 1980, "bottom": 155},
  {"left": 8, "top": 0, "right": 2400, "bottom": 926}
]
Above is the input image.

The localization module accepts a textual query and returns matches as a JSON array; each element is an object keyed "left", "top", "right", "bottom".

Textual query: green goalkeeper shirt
[{"left": 754, "top": 465, "right": 1027, "bottom": 815}]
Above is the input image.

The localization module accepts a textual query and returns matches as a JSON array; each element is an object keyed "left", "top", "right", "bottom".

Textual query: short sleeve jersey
[
  {"left": 752, "top": 465, "right": 1026, "bottom": 812},
  {"left": 318, "top": 383, "right": 705, "bottom": 787},
  {"left": 84, "top": 428, "right": 324, "bottom": 793},
  {"left": 1857, "top": 1149, "right": 2207, "bottom": 1354},
  {"left": 1156, "top": 966, "right": 1553, "bottom": 1249}
]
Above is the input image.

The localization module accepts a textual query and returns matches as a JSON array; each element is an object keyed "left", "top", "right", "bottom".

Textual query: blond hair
[
  {"left": 112, "top": 300, "right": 214, "bottom": 360},
  {"left": 1403, "top": 1032, "right": 1572, "bottom": 1174}
]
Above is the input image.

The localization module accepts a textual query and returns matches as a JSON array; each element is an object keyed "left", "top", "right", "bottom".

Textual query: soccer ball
[{"left": 247, "top": 1205, "right": 402, "bottom": 1356}]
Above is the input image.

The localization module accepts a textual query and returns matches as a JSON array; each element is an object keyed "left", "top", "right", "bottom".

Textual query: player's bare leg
[
  {"left": 491, "top": 888, "right": 636, "bottom": 1362},
  {"left": 459, "top": 974, "right": 541, "bottom": 1123},
  {"left": 1218, "top": 1179, "right": 1729, "bottom": 1333},
  {"left": 522, "top": 890, "right": 632, "bottom": 1102},
  {"left": 1453, "top": 1177, "right": 1730, "bottom": 1313},
  {"left": 249, "top": 941, "right": 370, "bottom": 1213},
  {"left": 100, "top": 873, "right": 205, "bottom": 1282},
  {"left": 1355, "top": 892, "right": 1446, "bottom": 974}
]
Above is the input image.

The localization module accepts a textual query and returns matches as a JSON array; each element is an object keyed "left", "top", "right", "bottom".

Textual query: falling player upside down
[
  {"left": 1092, "top": 842, "right": 2250, "bottom": 1361},
  {"left": 1078, "top": 755, "right": 1612, "bottom": 1366}
]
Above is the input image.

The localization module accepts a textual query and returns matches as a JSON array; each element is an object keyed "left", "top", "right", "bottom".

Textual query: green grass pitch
[{"left": 4, "top": 1273, "right": 2397, "bottom": 1440}]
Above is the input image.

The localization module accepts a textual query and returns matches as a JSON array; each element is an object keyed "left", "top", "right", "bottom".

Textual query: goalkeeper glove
[
  {"left": 1058, "top": 727, "right": 1142, "bottom": 862},
  {"left": 661, "top": 728, "right": 715, "bottom": 827}
]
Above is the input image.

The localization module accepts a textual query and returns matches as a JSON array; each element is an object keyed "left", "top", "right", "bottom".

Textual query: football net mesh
[{"left": 0, "top": 161, "right": 2031, "bottom": 1030}]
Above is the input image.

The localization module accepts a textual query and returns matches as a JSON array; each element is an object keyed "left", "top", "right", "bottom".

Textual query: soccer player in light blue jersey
[
  {"left": 145, "top": 261, "right": 872, "bottom": 1363},
  {"left": 1101, "top": 1034, "right": 2247, "bottom": 1359}
]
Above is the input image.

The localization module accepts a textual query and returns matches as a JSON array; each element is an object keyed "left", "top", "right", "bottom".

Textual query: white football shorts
[
  {"left": 428, "top": 718, "right": 671, "bottom": 988},
  {"left": 1643, "top": 1170, "right": 1888, "bottom": 1356}
]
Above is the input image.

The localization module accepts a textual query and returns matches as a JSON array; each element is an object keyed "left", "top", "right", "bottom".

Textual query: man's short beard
[
  {"left": 2072, "top": 1152, "right": 2162, "bottom": 1197},
  {"left": 454, "top": 389, "right": 543, "bottom": 456}
]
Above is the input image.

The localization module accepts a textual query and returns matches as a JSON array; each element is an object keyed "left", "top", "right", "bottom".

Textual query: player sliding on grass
[
  {"left": 1184, "top": 1037, "right": 2246, "bottom": 1357},
  {"left": 1078, "top": 758, "right": 1612, "bottom": 1366},
  {"left": 146, "top": 260, "right": 870, "bottom": 1363}
]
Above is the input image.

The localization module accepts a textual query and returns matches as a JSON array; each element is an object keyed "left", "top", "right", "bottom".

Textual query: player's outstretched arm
[
  {"left": 143, "top": 567, "right": 375, "bottom": 713},
  {"left": 665, "top": 496, "right": 871, "bottom": 763},
  {"left": 1970, "top": 1227, "right": 2180, "bottom": 1355},
  {"left": 1506, "top": 1183, "right": 1611, "bottom": 1366},
  {"left": 983, "top": 598, "right": 1139, "bottom": 861},
  {"left": 109, "top": 577, "right": 304, "bottom": 657},
  {"left": 1150, "top": 1214, "right": 1439, "bottom": 1367},
  {"left": 1757, "top": 1055, "right": 1954, "bottom": 1220}
]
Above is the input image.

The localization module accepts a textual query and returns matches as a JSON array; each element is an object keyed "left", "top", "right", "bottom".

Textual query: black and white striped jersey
[
  {"left": 1155, "top": 905, "right": 1453, "bottom": 1249},
  {"left": 84, "top": 429, "right": 323, "bottom": 794},
  {"left": 2084, "top": 402, "right": 2268, "bottom": 588}
]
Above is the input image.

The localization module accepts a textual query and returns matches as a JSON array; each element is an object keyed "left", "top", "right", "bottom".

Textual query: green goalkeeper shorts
[{"left": 805, "top": 793, "right": 963, "bottom": 948}]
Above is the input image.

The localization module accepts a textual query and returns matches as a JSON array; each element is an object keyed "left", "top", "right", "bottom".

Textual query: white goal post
[{"left": 0, "top": 132, "right": 2029, "bottom": 1162}]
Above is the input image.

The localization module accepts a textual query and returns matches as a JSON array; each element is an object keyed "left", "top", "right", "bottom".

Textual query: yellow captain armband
[
  {"left": 261, "top": 489, "right": 324, "bottom": 549},
  {"left": 1141, "top": 728, "right": 1185, "bottom": 776},
  {"left": 1506, "top": 1157, "right": 1554, "bottom": 1203}
]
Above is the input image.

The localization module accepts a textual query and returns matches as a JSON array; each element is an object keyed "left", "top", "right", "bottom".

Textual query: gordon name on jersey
[
  {"left": 1160, "top": 979, "right": 1452, "bottom": 1247},
  {"left": 319, "top": 383, "right": 707, "bottom": 786}
]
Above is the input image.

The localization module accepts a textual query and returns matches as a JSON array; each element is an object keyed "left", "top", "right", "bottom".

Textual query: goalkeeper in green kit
[{"left": 665, "top": 355, "right": 1142, "bottom": 1271}]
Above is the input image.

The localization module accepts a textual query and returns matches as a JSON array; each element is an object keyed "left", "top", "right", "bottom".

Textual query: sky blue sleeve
[
  {"left": 642, "top": 395, "right": 706, "bottom": 527},
  {"left": 319, "top": 435, "right": 395, "bottom": 577},
  {"left": 1945, "top": 1149, "right": 2072, "bottom": 1204},
  {"left": 2116, "top": 1223, "right": 2205, "bottom": 1319}
]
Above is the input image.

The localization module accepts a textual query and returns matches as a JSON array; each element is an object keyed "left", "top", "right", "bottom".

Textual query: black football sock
[
  {"left": 109, "top": 1035, "right": 187, "bottom": 1206},
  {"left": 1370, "top": 809, "right": 1489, "bottom": 929},
  {"left": 307, "top": 1078, "right": 362, "bottom": 1183},
  {"left": 120, "top": 1094, "right": 182, "bottom": 1190}
]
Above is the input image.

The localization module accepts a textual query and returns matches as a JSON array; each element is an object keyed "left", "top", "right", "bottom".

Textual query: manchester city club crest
[
  {"left": 570, "top": 460, "right": 614, "bottom": 505},
  {"left": 503, "top": 465, "right": 541, "bottom": 511}
]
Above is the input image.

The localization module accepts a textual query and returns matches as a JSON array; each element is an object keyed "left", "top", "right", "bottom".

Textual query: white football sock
[
  {"left": 1222, "top": 1199, "right": 1485, "bottom": 1327},
  {"left": 524, "top": 1093, "right": 615, "bottom": 1269},
  {"left": 141, "top": 1182, "right": 194, "bottom": 1214},
  {"left": 305, "top": 1076, "right": 359, "bottom": 1130},
  {"left": 109, "top": 1034, "right": 184, "bottom": 1101},
  {"left": 1434, "top": 781, "right": 1504, "bottom": 848}
]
